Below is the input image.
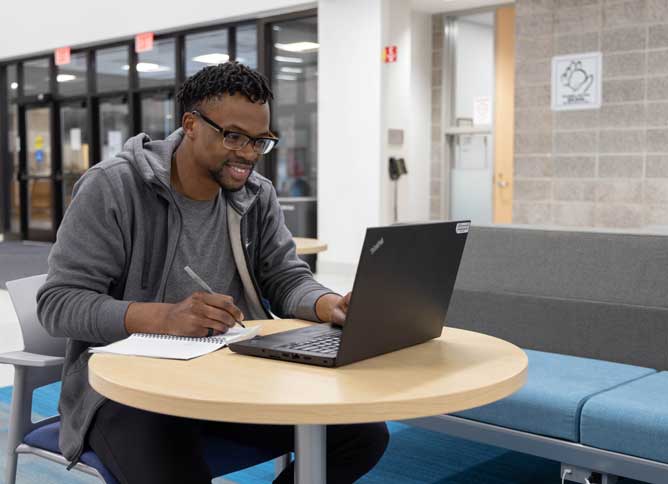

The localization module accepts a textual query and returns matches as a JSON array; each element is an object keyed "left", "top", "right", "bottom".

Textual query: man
[{"left": 37, "top": 62, "right": 389, "bottom": 484}]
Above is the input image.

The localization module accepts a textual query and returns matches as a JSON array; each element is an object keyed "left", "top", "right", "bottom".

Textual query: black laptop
[{"left": 229, "top": 220, "right": 470, "bottom": 367}]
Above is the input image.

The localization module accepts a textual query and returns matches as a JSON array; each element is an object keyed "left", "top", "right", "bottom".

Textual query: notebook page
[{"left": 89, "top": 325, "right": 261, "bottom": 360}]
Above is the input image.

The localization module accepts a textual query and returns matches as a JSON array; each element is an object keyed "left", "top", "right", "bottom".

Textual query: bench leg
[{"left": 561, "top": 463, "right": 618, "bottom": 484}]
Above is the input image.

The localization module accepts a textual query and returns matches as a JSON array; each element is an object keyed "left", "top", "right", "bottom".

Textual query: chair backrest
[{"left": 6, "top": 274, "right": 66, "bottom": 357}]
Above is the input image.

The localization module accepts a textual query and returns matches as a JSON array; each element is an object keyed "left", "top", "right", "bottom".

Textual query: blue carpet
[{"left": 0, "top": 384, "right": 647, "bottom": 483}]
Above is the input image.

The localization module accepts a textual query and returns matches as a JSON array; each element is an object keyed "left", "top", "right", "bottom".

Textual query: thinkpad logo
[{"left": 370, "top": 237, "right": 384, "bottom": 255}]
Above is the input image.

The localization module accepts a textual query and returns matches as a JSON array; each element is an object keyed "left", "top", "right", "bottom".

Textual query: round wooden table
[
  {"left": 294, "top": 237, "right": 328, "bottom": 255},
  {"left": 89, "top": 320, "right": 527, "bottom": 483}
]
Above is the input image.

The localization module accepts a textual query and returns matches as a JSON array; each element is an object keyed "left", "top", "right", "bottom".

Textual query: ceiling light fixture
[
  {"left": 275, "top": 55, "right": 304, "bottom": 63},
  {"left": 276, "top": 74, "right": 298, "bottom": 81},
  {"left": 56, "top": 74, "right": 76, "bottom": 83},
  {"left": 192, "top": 53, "right": 230, "bottom": 64},
  {"left": 122, "top": 62, "right": 170, "bottom": 73},
  {"left": 274, "top": 42, "right": 319, "bottom": 53},
  {"left": 280, "top": 67, "right": 303, "bottom": 74}
]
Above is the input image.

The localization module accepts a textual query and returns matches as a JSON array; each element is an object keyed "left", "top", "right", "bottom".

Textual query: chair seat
[
  {"left": 24, "top": 420, "right": 284, "bottom": 482},
  {"left": 580, "top": 371, "right": 668, "bottom": 464},
  {"left": 453, "top": 350, "right": 656, "bottom": 442}
]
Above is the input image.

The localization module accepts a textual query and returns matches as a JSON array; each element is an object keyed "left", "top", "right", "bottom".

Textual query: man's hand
[
  {"left": 315, "top": 292, "right": 352, "bottom": 325},
  {"left": 125, "top": 292, "right": 245, "bottom": 337}
]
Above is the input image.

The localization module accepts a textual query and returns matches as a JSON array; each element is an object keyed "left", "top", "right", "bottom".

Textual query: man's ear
[{"left": 182, "top": 111, "right": 197, "bottom": 139}]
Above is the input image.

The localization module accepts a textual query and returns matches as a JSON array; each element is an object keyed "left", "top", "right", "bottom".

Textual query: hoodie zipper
[
  {"left": 66, "top": 397, "right": 107, "bottom": 470},
  {"left": 235, "top": 190, "right": 272, "bottom": 319}
]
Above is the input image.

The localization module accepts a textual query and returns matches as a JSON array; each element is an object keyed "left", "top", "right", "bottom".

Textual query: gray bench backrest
[{"left": 447, "top": 225, "right": 668, "bottom": 370}]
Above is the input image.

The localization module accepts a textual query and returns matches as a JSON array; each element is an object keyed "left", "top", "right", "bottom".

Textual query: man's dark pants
[{"left": 87, "top": 400, "right": 390, "bottom": 484}]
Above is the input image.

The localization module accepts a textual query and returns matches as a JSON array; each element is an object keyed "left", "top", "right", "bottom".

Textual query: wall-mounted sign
[
  {"left": 473, "top": 96, "right": 491, "bottom": 125},
  {"left": 55, "top": 47, "right": 71, "bottom": 66},
  {"left": 383, "top": 45, "right": 398, "bottom": 63},
  {"left": 551, "top": 51, "right": 602, "bottom": 111},
  {"left": 135, "top": 32, "right": 154, "bottom": 53},
  {"left": 388, "top": 128, "right": 404, "bottom": 145}
]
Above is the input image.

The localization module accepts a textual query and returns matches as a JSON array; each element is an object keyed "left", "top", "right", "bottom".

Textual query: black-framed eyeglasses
[{"left": 191, "top": 110, "right": 279, "bottom": 155}]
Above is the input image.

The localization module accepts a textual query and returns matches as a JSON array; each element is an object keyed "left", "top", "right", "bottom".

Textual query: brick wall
[{"left": 514, "top": 0, "right": 668, "bottom": 228}]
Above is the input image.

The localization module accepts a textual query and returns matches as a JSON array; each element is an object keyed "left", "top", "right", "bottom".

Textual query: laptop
[{"left": 229, "top": 220, "right": 471, "bottom": 367}]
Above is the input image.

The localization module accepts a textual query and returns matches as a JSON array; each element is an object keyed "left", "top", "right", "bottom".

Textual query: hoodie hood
[{"left": 117, "top": 128, "right": 264, "bottom": 215}]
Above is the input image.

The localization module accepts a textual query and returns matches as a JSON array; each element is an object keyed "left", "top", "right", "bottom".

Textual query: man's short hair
[{"left": 176, "top": 62, "right": 274, "bottom": 113}]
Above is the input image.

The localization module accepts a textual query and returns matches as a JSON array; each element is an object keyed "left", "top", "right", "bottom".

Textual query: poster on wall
[{"left": 551, "top": 52, "right": 602, "bottom": 111}]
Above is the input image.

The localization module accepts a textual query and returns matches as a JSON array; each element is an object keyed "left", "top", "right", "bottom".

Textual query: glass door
[
  {"left": 61, "top": 100, "right": 90, "bottom": 209},
  {"left": 141, "top": 91, "right": 175, "bottom": 140},
  {"left": 8, "top": 103, "right": 20, "bottom": 236},
  {"left": 24, "top": 106, "right": 55, "bottom": 240},
  {"left": 100, "top": 96, "right": 129, "bottom": 159},
  {"left": 270, "top": 16, "right": 318, "bottom": 198},
  {"left": 444, "top": 11, "right": 496, "bottom": 225}
]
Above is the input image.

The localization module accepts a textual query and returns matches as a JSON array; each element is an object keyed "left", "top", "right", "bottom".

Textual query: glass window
[
  {"left": 57, "top": 51, "right": 88, "bottom": 97},
  {"left": 96, "top": 45, "right": 129, "bottom": 92},
  {"left": 236, "top": 25, "right": 257, "bottom": 68},
  {"left": 23, "top": 58, "right": 50, "bottom": 97},
  {"left": 9, "top": 103, "right": 20, "bottom": 234},
  {"left": 100, "top": 96, "right": 130, "bottom": 160},
  {"left": 61, "top": 101, "right": 90, "bottom": 208},
  {"left": 271, "top": 17, "right": 318, "bottom": 198},
  {"left": 26, "top": 107, "right": 53, "bottom": 237},
  {"left": 137, "top": 38, "right": 175, "bottom": 88},
  {"left": 8, "top": 64, "right": 18, "bottom": 100},
  {"left": 185, "top": 29, "right": 229, "bottom": 78},
  {"left": 141, "top": 92, "right": 175, "bottom": 140}
]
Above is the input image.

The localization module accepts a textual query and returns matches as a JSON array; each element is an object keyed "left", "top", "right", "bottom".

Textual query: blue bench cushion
[
  {"left": 580, "top": 371, "right": 668, "bottom": 464},
  {"left": 24, "top": 420, "right": 283, "bottom": 482},
  {"left": 454, "top": 350, "right": 656, "bottom": 442}
]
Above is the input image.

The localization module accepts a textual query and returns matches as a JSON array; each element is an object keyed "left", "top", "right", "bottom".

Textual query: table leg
[{"left": 295, "top": 424, "right": 326, "bottom": 484}]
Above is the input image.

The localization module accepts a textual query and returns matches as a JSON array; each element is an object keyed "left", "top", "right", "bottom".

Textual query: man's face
[{"left": 187, "top": 93, "right": 272, "bottom": 192}]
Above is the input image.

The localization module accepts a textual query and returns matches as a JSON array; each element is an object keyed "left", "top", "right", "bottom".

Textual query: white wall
[
  {"left": 0, "top": 0, "right": 314, "bottom": 60},
  {"left": 317, "top": 0, "right": 383, "bottom": 270},
  {"left": 408, "top": 11, "right": 432, "bottom": 223},
  {"left": 381, "top": 1, "right": 431, "bottom": 226}
]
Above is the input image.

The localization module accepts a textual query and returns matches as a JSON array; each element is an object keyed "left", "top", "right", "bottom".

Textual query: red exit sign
[
  {"left": 384, "top": 45, "right": 398, "bottom": 63},
  {"left": 135, "top": 32, "right": 154, "bottom": 53}
]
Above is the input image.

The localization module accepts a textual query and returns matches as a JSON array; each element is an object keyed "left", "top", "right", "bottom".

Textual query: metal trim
[
  {"left": 15, "top": 444, "right": 106, "bottom": 481},
  {"left": 403, "top": 415, "right": 668, "bottom": 484}
]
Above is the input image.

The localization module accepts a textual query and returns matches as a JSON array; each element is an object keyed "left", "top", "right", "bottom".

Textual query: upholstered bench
[{"left": 405, "top": 225, "right": 668, "bottom": 484}]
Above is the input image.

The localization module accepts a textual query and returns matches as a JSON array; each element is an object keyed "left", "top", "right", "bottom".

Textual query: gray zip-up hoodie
[{"left": 36, "top": 129, "right": 334, "bottom": 465}]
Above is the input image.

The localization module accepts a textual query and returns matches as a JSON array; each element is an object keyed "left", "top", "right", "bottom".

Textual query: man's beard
[{"left": 209, "top": 160, "right": 255, "bottom": 192}]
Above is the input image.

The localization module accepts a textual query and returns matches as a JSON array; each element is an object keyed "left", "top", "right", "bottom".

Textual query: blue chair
[{"left": 1, "top": 274, "right": 289, "bottom": 483}]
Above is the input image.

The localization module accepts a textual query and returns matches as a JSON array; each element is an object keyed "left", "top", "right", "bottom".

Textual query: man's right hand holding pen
[{"left": 124, "top": 292, "right": 246, "bottom": 338}]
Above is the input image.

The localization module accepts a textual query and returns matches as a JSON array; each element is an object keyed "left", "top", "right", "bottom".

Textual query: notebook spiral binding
[{"left": 135, "top": 333, "right": 227, "bottom": 345}]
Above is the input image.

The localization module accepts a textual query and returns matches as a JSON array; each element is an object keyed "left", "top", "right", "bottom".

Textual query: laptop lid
[{"left": 335, "top": 220, "right": 470, "bottom": 366}]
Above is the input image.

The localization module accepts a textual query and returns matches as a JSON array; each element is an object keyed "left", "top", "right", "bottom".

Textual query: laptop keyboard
[{"left": 281, "top": 329, "right": 342, "bottom": 354}]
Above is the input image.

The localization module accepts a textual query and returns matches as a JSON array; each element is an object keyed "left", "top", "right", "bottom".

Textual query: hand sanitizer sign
[{"left": 551, "top": 52, "right": 602, "bottom": 111}]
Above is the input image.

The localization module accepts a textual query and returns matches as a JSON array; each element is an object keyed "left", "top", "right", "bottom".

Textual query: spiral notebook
[{"left": 89, "top": 325, "right": 262, "bottom": 360}]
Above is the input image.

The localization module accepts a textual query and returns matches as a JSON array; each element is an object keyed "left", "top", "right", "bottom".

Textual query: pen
[{"left": 184, "top": 265, "right": 246, "bottom": 329}]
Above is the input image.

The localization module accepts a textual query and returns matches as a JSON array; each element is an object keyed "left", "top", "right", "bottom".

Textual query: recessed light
[
  {"left": 275, "top": 55, "right": 303, "bottom": 63},
  {"left": 276, "top": 74, "right": 298, "bottom": 81},
  {"left": 192, "top": 53, "right": 230, "bottom": 64},
  {"left": 274, "top": 42, "right": 319, "bottom": 53},
  {"left": 10, "top": 82, "right": 18, "bottom": 90},
  {"left": 122, "top": 63, "right": 170, "bottom": 73},
  {"left": 56, "top": 74, "right": 76, "bottom": 83},
  {"left": 280, "top": 67, "right": 302, "bottom": 74}
]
